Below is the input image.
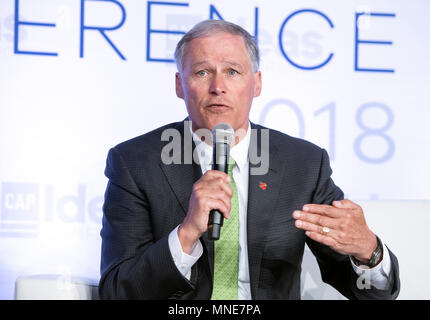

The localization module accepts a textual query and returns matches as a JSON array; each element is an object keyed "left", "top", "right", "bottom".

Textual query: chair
[{"left": 14, "top": 274, "right": 98, "bottom": 300}]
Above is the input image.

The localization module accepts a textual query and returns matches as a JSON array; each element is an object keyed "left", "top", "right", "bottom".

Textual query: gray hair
[{"left": 174, "top": 19, "right": 260, "bottom": 73}]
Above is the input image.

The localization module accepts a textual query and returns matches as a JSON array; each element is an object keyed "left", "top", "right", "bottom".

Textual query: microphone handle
[{"left": 208, "top": 142, "right": 229, "bottom": 240}]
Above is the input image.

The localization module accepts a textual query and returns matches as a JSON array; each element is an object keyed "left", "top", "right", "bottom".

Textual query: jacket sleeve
[
  {"left": 306, "top": 148, "right": 400, "bottom": 300},
  {"left": 98, "top": 147, "right": 194, "bottom": 299}
]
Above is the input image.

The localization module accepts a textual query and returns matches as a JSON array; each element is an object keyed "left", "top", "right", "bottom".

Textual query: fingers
[
  {"left": 302, "top": 203, "right": 344, "bottom": 218},
  {"left": 294, "top": 214, "right": 344, "bottom": 252},
  {"left": 206, "top": 198, "right": 231, "bottom": 219},
  {"left": 293, "top": 210, "right": 336, "bottom": 229},
  {"left": 193, "top": 186, "right": 232, "bottom": 218},
  {"left": 332, "top": 199, "right": 360, "bottom": 209},
  {"left": 195, "top": 171, "right": 233, "bottom": 193},
  {"left": 197, "top": 171, "right": 233, "bottom": 197},
  {"left": 192, "top": 170, "right": 234, "bottom": 218},
  {"left": 182, "top": 171, "right": 235, "bottom": 244},
  {"left": 201, "top": 170, "right": 231, "bottom": 184},
  {"left": 293, "top": 200, "right": 369, "bottom": 257},
  {"left": 305, "top": 231, "right": 339, "bottom": 250},
  {"left": 293, "top": 211, "right": 343, "bottom": 241},
  {"left": 295, "top": 219, "right": 330, "bottom": 234}
]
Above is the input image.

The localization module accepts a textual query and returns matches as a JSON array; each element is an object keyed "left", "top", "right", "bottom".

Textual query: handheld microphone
[{"left": 208, "top": 122, "right": 235, "bottom": 240}]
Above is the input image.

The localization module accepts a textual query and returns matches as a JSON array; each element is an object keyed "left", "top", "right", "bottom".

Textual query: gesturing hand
[{"left": 293, "top": 199, "right": 378, "bottom": 263}]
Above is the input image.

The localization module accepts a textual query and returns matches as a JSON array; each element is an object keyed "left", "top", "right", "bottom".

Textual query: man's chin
[
  {"left": 205, "top": 119, "right": 236, "bottom": 131},
  {"left": 189, "top": 113, "right": 248, "bottom": 132}
]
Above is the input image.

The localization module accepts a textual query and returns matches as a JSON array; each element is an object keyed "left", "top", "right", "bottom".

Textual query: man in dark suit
[{"left": 99, "top": 20, "right": 400, "bottom": 299}]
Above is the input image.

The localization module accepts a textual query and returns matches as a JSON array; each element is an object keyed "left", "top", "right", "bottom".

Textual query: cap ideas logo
[{"left": 1, "top": 182, "right": 39, "bottom": 238}]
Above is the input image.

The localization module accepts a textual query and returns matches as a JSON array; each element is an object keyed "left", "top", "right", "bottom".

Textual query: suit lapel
[
  {"left": 159, "top": 120, "right": 202, "bottom": 216},
  {"left": 247, "top": 123, "right": 285, "bottom": 299},
  {"left": 158, "top": 120, "right": 215, "bottom": 281}
]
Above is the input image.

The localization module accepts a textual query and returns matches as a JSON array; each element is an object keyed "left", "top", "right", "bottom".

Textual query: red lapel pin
[{"left": 259, "top": 182, "right": 267, "bottom": 190}]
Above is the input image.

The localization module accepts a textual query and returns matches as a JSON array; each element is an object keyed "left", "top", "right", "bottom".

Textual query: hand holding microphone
[
  {"left": 178, "top": 123, "right": 235, "bottom": 252},
  {"left": 207, "top": 123, "right": 235, "bottom": 240}
]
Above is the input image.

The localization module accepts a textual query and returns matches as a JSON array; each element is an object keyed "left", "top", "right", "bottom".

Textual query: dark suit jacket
[{"left": 99, "top": 120, "right": 400, "bottom": 299}]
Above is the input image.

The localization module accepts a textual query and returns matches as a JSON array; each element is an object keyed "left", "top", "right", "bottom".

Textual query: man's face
[{"left": 175, "top": 32, "right": 262, "bottom": 133}]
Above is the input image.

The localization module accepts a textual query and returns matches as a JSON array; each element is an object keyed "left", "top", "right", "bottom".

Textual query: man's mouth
[{"left": 206, "top": 104, "right": 230, "bottom": 111}]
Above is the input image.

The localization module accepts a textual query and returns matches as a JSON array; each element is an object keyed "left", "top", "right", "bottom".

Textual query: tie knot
[{"left": 228, "top": 157, "right": 235, "bottom": 176}]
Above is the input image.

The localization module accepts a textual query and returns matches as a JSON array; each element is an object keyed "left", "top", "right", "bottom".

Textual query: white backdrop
[{"left": 1, "top": 0, "right": 429, "bottom": 299}]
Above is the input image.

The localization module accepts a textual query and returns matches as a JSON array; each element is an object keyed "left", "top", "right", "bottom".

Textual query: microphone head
[{"left": 212, "top": 123, "right": 235, "bottom": 145}]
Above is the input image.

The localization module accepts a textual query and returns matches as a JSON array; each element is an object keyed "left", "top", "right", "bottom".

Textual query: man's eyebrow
[
  {"left": 223, "top": 61, "right": 244, "bottom": 69},
  {"left": 191, "top": 61, "right": 210, "bottom": 69},
  {"left": 191, "top": 61, "right": 245, "bottom": 70}
]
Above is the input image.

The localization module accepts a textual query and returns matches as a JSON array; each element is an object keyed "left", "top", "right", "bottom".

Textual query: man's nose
[{"left": 209, "top": 73, "right": 227, "bottom": 95}]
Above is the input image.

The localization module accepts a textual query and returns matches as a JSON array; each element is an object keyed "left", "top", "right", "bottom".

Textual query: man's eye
[
  {"left": 197, "top": 70, "right": 207, "bottom": 76},
  {"left": 228, "top": 69, "right": 238, "bottom": 75}
]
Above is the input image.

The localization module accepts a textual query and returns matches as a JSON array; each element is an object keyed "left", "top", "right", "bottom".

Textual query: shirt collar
[{"left": 189, "top": 121, "right": 251, "bottom": 173}]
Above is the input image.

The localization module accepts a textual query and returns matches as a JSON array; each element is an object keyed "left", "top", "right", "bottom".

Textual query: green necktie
[{"left": 211, "top": 158, "right": 239, "bottom": 300}]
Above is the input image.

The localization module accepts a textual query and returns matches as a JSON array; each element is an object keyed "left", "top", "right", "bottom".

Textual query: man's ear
[
  {"left": 175, "top": 72, "right": 184, "bottom": 99},
  {"left": 253, "top": 71, "right": 262, "bottom": 97}
]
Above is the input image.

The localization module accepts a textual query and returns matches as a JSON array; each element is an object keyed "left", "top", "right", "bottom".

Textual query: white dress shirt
[{"left": 168, "top": 122, "right": 392, "bottom": 299}]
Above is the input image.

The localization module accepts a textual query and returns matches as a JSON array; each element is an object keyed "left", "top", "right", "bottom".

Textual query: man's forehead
[
  {"left": 187, "top": 32, "right": 246, "bottom": 50},
  {"left": 183, "top": 33, "right": 250, "bottom": 67}
]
